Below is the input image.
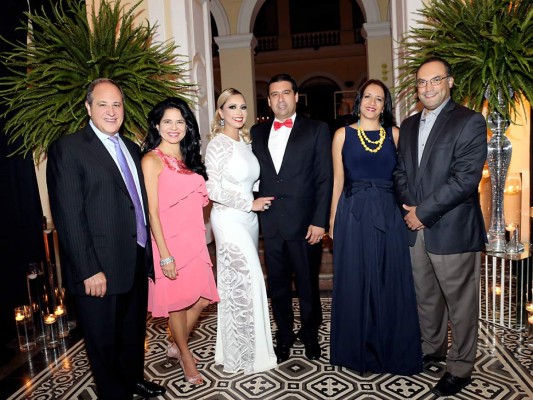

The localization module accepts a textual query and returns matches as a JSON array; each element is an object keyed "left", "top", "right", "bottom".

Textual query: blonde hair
[{"left": 209, "top": 88, "right": 251, "bottom": 143}]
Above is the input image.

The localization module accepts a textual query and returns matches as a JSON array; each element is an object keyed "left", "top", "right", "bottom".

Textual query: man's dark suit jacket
[
  {"left": 251, "top": 116, "right": 332, "bottom": 239},
  {"left": 47, "top": 125, "right": 153, "bottom": 296},
  {"left": 393, "top": 100, "right": 487, "bottom": 255}
]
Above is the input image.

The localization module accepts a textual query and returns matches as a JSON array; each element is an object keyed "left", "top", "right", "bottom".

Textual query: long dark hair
[
  {"left": 142, "top": 97, "right": 208, "bottom": 180},
  {"left": 352, "top": 79, "right": 396, "bottom": 129}
]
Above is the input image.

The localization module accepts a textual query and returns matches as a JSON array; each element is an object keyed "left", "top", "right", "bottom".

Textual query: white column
[
  {"left": 391, "top": 0, "right": 425, "bottom": 121},
  {"left": 214, "top": 33, "right": 257, "bottom": 124},
  {"left": 362, "top": 22, "right": 393, "bottom": 85},
  {"left": 146, "top": 0, "right": 215, "bottom": 150}
]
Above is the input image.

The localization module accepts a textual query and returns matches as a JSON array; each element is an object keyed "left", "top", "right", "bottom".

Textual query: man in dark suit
[
  {"left": 47, "top": 79, "right": 165, "bottom": 400},
  {"left": 393, "top": 57, "right": 487, "bottom": 397},
  {"left": 251, "top": 73, "right": 332, "bottom": 363}
]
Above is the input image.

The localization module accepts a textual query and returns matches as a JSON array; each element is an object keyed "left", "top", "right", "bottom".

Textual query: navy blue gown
[{"left": 330, "top": 126, "right": 422, "bottom": 375}]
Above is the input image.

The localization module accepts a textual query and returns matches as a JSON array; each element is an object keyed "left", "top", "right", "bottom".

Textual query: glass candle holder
[
  {"left": 43, "top": 313, "right": 60, "bottom": 349},
  {"left": 504, "top": 173, "right": 521, "bottom": 225},
  {"left": 14, "top": 305, "right": 36, "bottom": 352},
  {"left": 54, "top": 305, "right": 69, "bottom": 338},
  {"left": 27, "top": 262, "right": 47, "bottom": 342},
  {"left": 505, "top": 223, "right": 525, "bottom": 253}
]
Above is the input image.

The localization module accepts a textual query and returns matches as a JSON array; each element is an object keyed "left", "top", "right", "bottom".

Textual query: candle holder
[
  {"left": 54, "top": 305, "right": 69, "bottom": 338},
  {"left": 505, "top": 223, "right": 525, "bottom": 253},
  {"left": 14, "top": 305, "right": 36, "bottom": 352},
  {"left": 43, "top": 313, "right": 60, "bottom": 349},
  {"left": 27, "top": 262, "right": 48, "bottom": 343}
]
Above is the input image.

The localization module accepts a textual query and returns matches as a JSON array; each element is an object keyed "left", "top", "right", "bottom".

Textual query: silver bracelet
[{"left": 159, "top": 256, "right": 175, "bottom": 267}]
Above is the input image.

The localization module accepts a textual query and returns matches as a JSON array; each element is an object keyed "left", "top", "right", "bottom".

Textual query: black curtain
[{"left": 0, "top": 0, "right": 58, "bottom": 350}]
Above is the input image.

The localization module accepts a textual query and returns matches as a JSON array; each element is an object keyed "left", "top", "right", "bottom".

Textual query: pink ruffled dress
[{"left": 148, "top": 148, "right": 219, "bottom": 317}]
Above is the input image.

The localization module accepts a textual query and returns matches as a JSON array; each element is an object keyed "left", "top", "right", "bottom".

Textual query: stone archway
[
  {"left": 299, "top": 76, "right": 342, "bottom": 130},
  {"left": 237, "top": 0, "right": 381, "bottom": 34},
  {"left": 210, "top": 0, "right": 231, "bottom": 36}
]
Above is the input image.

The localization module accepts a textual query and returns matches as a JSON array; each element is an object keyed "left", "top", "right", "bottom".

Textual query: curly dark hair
[
  {"left": 352, "top": 79, "right": 396, "bottom": 129},
  {"left": 142, "top": 97, "right": 207, "bottom": 180}
]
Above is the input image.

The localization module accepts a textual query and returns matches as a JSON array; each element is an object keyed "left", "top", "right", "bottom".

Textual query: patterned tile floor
[{"left": 4, "top": 299, "right": 533, "bottom": 400}]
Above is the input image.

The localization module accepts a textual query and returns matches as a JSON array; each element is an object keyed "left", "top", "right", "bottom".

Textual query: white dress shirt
[
  {"left": 268, "top": 114, "right": 296, "bottom": 173},
  {"left": 90, "top": 120, "right": 146, "bottom": 221}
]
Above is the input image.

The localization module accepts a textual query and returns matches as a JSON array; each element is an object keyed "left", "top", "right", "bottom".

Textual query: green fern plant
[
  {"left": 396, "top": 0, "right": 533, "bottom": 123},
  {"left": 0, "top": 0, "right": 194, "bottom": 159}
]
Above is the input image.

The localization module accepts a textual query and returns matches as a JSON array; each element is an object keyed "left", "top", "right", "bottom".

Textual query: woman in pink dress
[{"left": 142, "top": 97, "right": 219, "bottom": 385}]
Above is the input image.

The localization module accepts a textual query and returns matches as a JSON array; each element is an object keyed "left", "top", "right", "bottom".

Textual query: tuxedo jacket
[
  {"left": 251, "top": 115, "right": 333, "bottom": 240},
  {"left": 393, "top": 100, "right": 487, "bottom": 254},
  {"left": 47, "top": 125, "right": 153, "bottom": 296}
]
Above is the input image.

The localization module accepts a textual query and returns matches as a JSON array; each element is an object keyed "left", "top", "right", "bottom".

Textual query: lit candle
[
  {"left": 495, "top": 286, "right": 502, "bottom": 296},
  {"left": 14, "top": 306, "right": 36, "bottom": 352},
  {"left": 526, "top": 302, "right": 533, "bottom": 313},
  {"left": 54, "top": 305, "right": 69, "bottom": 338},
  {"left": 44, "top": 313, "right": 60, "bottom": 348},
  {"left": 44, "top": 314, "right": 56, "bottom": 325}
]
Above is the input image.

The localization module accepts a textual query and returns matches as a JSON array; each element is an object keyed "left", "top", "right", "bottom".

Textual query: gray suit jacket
[
  {"left": 47, "top": 125, "right": 153, "bottom": 295},
  {"left": 393, "top": 100, "right": 487, "bottom": 254}
]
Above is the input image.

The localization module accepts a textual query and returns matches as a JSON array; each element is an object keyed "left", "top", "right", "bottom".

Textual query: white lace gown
[{"left": 205, "top": 134, "right": 277, "bottom": 374}]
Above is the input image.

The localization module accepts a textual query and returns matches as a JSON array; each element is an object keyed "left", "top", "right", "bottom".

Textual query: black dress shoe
[
  {"left": 133, "top": 380, "right": 166, "bottom": 398},
  {"left": 422, "top": 354, "right": 446, "bottom": 364},
  {"left": 303, "top": 341, "right": 321, "bottom": 360},
  {"left": 275, "top": 343, "right": 292, "bottom": 363},
  {"left": 431, "top": 372, "right": 471, "bottom": 397}
]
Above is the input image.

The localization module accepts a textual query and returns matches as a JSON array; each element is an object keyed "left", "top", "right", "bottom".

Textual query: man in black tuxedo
[
  {"left": 393, "top": 57, "right": 487, "bottom": 397},
  {"left": 251, "top": 73, "right": 332, "bottom": 362},
  {"left": 47, "top": 79, "right": 165, "bottom": 399}
]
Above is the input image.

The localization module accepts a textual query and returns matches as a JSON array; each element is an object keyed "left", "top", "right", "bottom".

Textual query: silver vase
[{"left": 486, "top": 88, "right": 512, "bottom": 252}]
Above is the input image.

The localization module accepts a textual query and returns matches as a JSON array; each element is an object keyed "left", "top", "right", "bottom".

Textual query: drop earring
[{"left": 220, "top": 118, "right": 225, "bottom": 127}]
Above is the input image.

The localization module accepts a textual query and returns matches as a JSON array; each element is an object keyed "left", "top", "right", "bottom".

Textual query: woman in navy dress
[{"left": 329, "top": 79, "right": 422, "bottom": 375}]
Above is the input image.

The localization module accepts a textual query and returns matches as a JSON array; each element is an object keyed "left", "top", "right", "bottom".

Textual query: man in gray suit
[
  {"left": 394, "top": 57, "right": 487, "bottom": 397},
  {"left": 47, "top": 79, "right": 165, "bottom": 399}
]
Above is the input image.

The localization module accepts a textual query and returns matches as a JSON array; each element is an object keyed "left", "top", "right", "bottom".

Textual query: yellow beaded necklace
[{"left": 357, "top": 124, "right": 386, "bottom": 153}]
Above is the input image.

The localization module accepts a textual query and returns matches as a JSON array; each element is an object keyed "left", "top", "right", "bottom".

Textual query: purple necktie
[{"left": 108, "top": 136, "right": 147, "bottom": 247}]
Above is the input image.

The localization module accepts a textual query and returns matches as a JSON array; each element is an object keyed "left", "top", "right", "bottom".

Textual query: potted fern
[
  {"left": 0, "top": 0, "right": 194, "bottom": 160},
  {"left": 396, "top": 0, "right": 533, "bottom": 252}
]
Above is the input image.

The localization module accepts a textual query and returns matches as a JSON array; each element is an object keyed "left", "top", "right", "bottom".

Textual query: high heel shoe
[
  {"left": 167, "top": 342, "right": 199, "bottom": 364},
  {"left": 166, "top": 343, "right": 181, "bottom": 364},
  {"left": 179, "top": 356, "right": 204, "bottom": 385}
]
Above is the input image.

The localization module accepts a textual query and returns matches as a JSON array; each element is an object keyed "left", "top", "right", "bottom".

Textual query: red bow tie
[{"left": 273, "top": 119, "right": 293, "bottom": 130}]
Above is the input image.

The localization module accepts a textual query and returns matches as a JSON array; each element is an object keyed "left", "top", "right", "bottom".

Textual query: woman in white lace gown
[{"left": 205, "top": 88, "right": 277, "bottom": 374}]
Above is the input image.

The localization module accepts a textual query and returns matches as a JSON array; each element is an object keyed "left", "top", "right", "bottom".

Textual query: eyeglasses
[{"left": 416, "top": 76, "right": 450, "bottom": 88}]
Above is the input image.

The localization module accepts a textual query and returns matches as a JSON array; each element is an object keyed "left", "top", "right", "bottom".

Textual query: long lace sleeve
[{"left": 205, "top": 136, "right": 253, "bottom": 212}]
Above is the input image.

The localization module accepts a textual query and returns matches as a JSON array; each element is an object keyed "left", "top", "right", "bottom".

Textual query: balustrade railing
[{"left": 292, "top": 30, "right": 340, "bottom": 49}]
